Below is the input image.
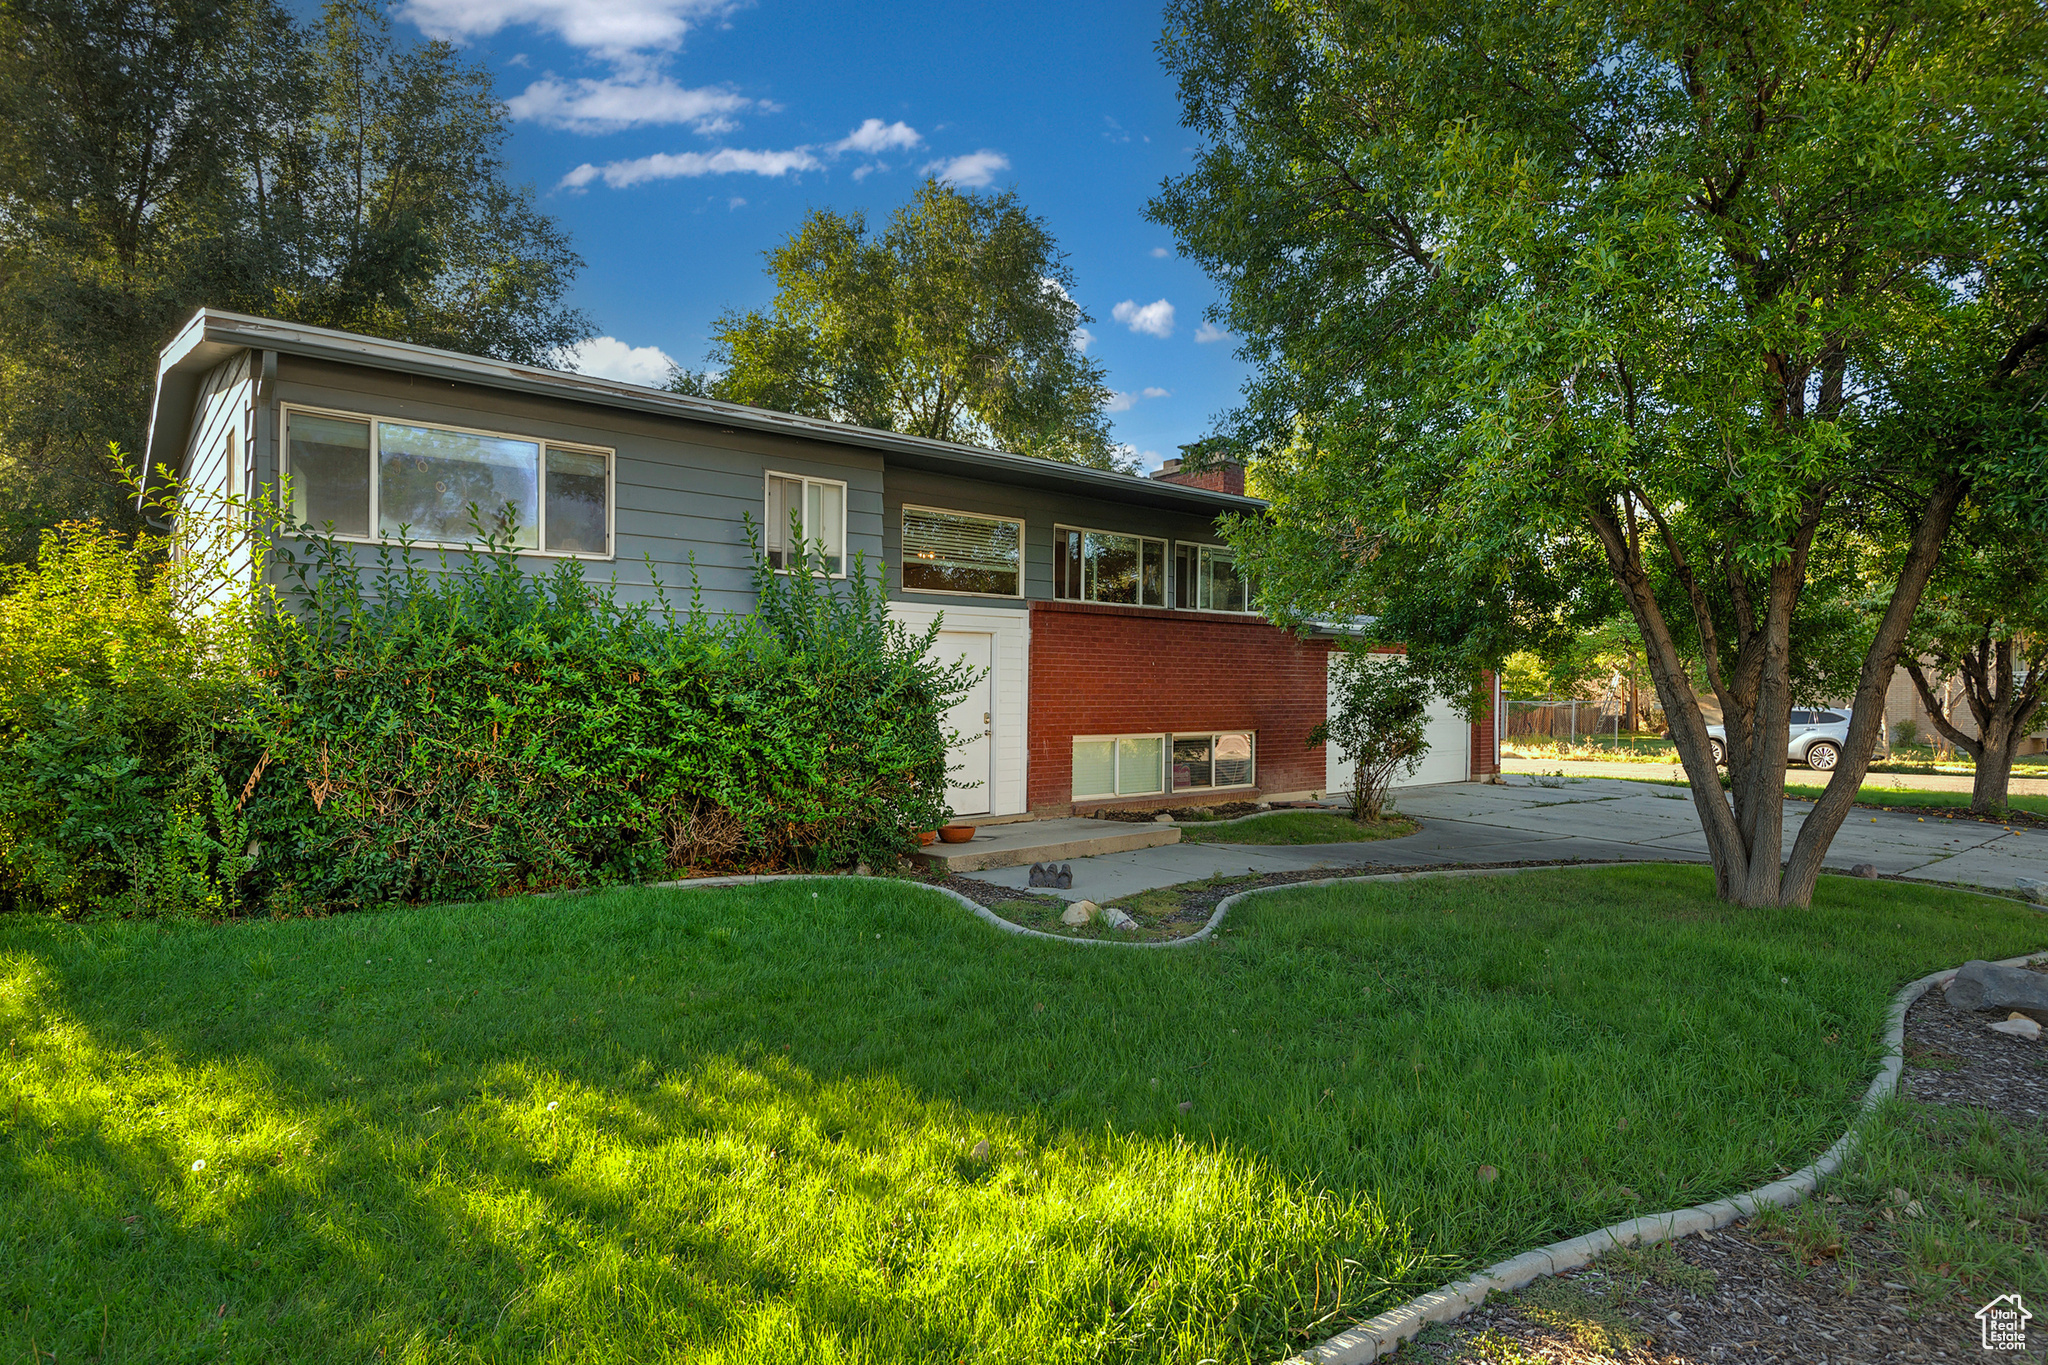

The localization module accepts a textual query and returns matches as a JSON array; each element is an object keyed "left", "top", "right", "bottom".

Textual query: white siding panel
[{"left": 887, "top": 601, "right": 1029, "bottom": 817}]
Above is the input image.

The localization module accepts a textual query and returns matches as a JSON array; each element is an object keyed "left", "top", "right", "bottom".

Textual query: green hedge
[{"left": 0, "top": 515, "right": 972, "bottom": 917}]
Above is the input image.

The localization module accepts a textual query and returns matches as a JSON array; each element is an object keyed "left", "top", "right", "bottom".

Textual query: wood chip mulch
[{"left": 1390, "top": 963, "right": 2048, "bottom": 1364}]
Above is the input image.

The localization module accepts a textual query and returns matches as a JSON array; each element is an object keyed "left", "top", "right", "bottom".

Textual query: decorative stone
[
  {"left": 855, "top": 862, "right": 871, "bottom": 878},
  {"left": 1061, "top": 900, "right": 1098, "bottom": 927},
  {"left": 1177, "top": 1100, "right": 1193, "bottom": 1114},
  {"left": 1990, "top": 1013, "right": 2042, "bottom": 1040},
  {"left": 1850, "top": 863, "right": 1879, "bottom": 878},
  {"left": 970, "top": 1138, "right": 990, "bottom": 1162},
  {"left": 1154, "top": 813, "right": 1175, "bottom": 824},
  {"left": 2017, "top": 876, "right": 2047, "bottom": 904},
  {"left": 1947, "top": 960, "right": 2048, "bottom": 1024},
  {"left": 1101, "top": 905, "right": 1137, "bottom": 930}
]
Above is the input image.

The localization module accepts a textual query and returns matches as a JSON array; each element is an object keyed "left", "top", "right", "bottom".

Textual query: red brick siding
[
  {"left": 1471, "top": 670, "right": 1500, "bottom": 778},
  {"left": 1027, "top": 599, "right": 1330, "bottom": 814},
  {"left": 1153, "top": 464, "right": 1246, "bottom": 497}
]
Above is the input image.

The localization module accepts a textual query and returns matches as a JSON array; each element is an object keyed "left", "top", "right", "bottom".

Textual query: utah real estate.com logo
[{"left": 1978, "top": 1292, "right": 2031, "bottom": 1352}]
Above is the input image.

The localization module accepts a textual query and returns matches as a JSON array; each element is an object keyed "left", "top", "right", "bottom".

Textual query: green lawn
[
  {"left": 1176, "top": 810, "right": 1418, "bottom": 845},
  {"left": 3, "top": 867, "right": 2042, "bottom": 1363}
]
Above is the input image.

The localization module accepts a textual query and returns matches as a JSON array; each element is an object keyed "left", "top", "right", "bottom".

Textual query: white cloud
[
  {"left": 1150, "top": 246, "right": 1169, "bottom": 258},
  {"left": 1103, "top": 391, "right": 1139, "bottom": 413},
  {"left": 1195, "top": 321, "right": 1231, "bottom": 344},
  {"left": 922, "top": 149, "right": 1010, "bottom": 187},
  {"left": 561, "top": 145, "right": 822, "bottom": 189},
  {"left": 551, "top": 335, "right": 677, "bottom": 387},
  {"left": 1112, "top": 298, "right": 1176, "bottom": 339},
  {"left": 506, "top": 73, "right": 749, "bottom": 133},
  {"left": 1072, "top": 327, "right": 1094, "bottom": 353},
  {"left": 1141, "top": 386, "right": 1171, "bottom": 399},
  {"left": 850, "top": 163, "right": 881, "bottom": 181},
  {"left": 399, "top": 0, "right": 733, "bottom": 61},
  {"left": 727, "top": 195, "right": 746, "bottom": 209},
  {"left": 834, "top": 118, "right": 921, "bottom": 154}
]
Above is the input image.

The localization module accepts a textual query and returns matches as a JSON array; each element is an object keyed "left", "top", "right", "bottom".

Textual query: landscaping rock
[
  {"left": 1849, "top": 862, "right": 1878, "bottom": 877},
  {"left": 1990, "top": 1013, "right": 2043, "bottom": 1040},
  {"left": 2017, "top": 875, "right": 2048, "bottom": 904},
  {"left": 1061, "top": 900, "right": 1097, "bottom": 927},
  {"left": 970, "top": 1138, "right": 990, "bottom": 1162},
  {"left": 1100, "top": 905, "right": 1136, "bottom": 930},
  {"left": 1153, "top": 812, "right": 1174, "bottom": 824},
  {"left": 1946, "top": 959, "right": 2048, "bottom": 1024}
]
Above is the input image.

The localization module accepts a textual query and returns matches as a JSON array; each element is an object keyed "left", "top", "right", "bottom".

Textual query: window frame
[
  {"left": 1070, "top": 732, "right": 1169, "bottom": 801},
  {"left": 278, "top": 401, "right": 616, "bottom": 560},
  {"left": 1174, "top": 541, "right": 1257, "bottom": 614},
  {"left": 1052, "top": 523, "right": 1169, "bottom": 607},
  {"left": 1171, "top": 730, "right": 1258, "bottom": 792},
  {"left": 898, "top": 503, "right": 1026, "bottom": 600},
  {"left": 763, "top": 469, "right": 851, "bottom": 580}
]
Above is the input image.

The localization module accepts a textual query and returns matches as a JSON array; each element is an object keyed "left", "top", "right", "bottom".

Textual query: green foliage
[
  {"left": 0, "top": 0, "right": 587, "bottom": 563},
  {"left": 1309, "top": 651, "right": 1431, "bottom": 821},
  {"left": 245, "top": 523, "right": 973, "bottom": 911},
  {"left": 0, "top": 513, "right": 260, "bottom": 915},
  {"left": 696, "top": 179, "right": 1124, "bottom": 468},
  {"left": 1151, "top": 0, "right": 2048, "bottom": 903}
]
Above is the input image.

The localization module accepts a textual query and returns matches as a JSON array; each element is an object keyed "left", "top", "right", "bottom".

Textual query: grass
[
  {"left": 1177, "top": 810, "right": 1419, "bottom": 845},
  {"left": 3, "top": 866, "right": 2044, "bottom": 1363}
]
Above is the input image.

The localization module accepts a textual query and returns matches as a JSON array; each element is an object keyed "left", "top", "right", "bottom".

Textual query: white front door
[{"left": 939, "top": 631, "right": 994, "bottom": 816}]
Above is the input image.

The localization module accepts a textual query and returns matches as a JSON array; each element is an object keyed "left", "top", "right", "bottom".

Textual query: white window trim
[
  {"left": 1171, "top": 730, "right": 1259, "bottom": 792},
  {"left": 1175, "top": 541, "right": 1259, "bottom": 614},
  {"left": 1071, "top": 732, "right": 1169, "bottom": 801},
  {"left": 1053, "top": 524, "right": 1169, "bottom": 607},
  {"left": 278, "top": 402, "right": 616, "bottom": 561},
  {"left": 899, "top": 503, "right": 1026, "bottom": 600},
  {"left": 764, "top": 469, "right": 851, "bottom": 580}
]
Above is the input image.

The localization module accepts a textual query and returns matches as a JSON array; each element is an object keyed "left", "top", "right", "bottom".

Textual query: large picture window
[
  {"left": 282, "top": 406, "right": 613, "bottom": 557},
  {"left": 901, "top": 506, "right": 1022, "bottom": 596},
  {"left": 765, "top": 472, "right": 847, "bottom": 576},
  {"left": 1176, "top": 543, "right": 1253, "bottom": 613},
  {"left": 1072, "top": 734, "right": 1167, "bottom": 800},
  {"left": 1053, "top": 526, "right": 1166, "bottom": 607},
  {"left": 1173, "top": 732, "right": 1256, "bottom": 790}
]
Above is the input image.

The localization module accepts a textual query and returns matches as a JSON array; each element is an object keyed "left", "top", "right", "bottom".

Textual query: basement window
[
  {"left": 1071, "top": 734, "right": 1166, "bottom": 800},
  {"left": 1173, "top": 732, "right": 1256, "bottom": 790}
]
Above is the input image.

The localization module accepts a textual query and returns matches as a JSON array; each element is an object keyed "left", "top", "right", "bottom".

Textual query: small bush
[
  {"left": 0, "top": 520, "right": 261, "bottom": 915},
  {"left": 1310, "top": 650, "right": 1431, "bottom": 820}
]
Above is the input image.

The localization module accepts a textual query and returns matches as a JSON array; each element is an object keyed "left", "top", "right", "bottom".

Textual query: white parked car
[{"left": 1696, "top": 708, "right": 1884, "bottom": 771}]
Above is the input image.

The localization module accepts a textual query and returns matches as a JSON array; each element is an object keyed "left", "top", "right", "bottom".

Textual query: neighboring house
[
  {"left": 143, "top": 309, "right": 1499, "bottom": 821},
  {"left": 1882, "top": 661, "right": 2047, "bottom": 757}
]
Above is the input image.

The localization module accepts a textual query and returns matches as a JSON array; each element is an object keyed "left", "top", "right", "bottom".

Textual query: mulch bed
[{"left": 1392, "top": 963, "right": 2048, "bottom": 1364}]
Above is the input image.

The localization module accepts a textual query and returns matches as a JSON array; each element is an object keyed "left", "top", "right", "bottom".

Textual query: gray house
[{"left": 145, "top": 310, "right": 1496, "bottom": 820}]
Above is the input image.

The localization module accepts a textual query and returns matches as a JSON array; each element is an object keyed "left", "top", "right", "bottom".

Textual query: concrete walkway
[{"left": 961, "top": 776, "right": 2048, "bottom": 904}]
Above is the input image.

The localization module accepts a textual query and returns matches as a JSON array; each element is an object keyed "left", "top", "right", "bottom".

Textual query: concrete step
[{"left": 913, "top": 817, "right": 1181, "bottom": 873}]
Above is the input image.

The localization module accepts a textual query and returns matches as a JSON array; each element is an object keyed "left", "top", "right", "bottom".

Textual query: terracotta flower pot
[
  {"left": 938, "top": 825, "right": 976, "bottom": 843},
  {"left": 916, "top": 830, "right": 939, "bottom": 846}
]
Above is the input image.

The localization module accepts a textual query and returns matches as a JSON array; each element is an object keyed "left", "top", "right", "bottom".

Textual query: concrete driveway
[{"left": 963, "top": 775, "right": 2048, "bottom": 904}]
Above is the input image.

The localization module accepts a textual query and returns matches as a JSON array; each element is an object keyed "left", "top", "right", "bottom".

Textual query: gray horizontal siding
[
  {"left": 265, "top": 356, "right": 884, "bottom": 616},
  {"left": 882, "top": 465, "right": 1236, "bottom": 607}
]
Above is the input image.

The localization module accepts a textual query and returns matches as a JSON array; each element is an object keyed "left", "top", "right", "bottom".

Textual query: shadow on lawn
[{"left": 3, "top": 867, "right": 2041, "bottom": 1362}]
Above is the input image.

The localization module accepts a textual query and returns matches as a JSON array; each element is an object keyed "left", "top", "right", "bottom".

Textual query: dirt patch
[{"left": 1901, "top": 960, "right": 2048, "bottom": 1127}]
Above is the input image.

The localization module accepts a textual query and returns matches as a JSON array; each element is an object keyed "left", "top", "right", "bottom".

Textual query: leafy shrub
[
  {"left": 1310, "top": 649, "right": 1431, "bottom": 821},
  {"left": 0, "top": 519, "right": 261, "bottom": 915},
  {"left": 244, "top": 526, "right": 973, "bottom": 912}
]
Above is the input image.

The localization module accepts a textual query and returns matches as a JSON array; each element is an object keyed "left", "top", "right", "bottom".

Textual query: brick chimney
[{"left": 1150, "top": 456, "right": 1246, "bottom": 497}]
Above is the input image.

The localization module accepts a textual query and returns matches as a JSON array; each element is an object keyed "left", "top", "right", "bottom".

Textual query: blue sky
[{"left": 390, "top": 0, "right": 1249, "bottom": 472}]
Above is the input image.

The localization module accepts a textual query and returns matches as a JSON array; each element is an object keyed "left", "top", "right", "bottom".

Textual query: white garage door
[{"left": 1324, "top": 666, "right": 1471, "bottom": 792}]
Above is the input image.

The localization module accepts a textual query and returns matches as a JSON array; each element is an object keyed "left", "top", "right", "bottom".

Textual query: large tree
[
  {"left": 0, "top": 0, "right": 588, "bottom": 563},
  {"left": 699, "top": 179, "right": 1124, "bottom": 468},
  {"left": 1152, "top": 0, "right": 2048, "bottom": 905}
]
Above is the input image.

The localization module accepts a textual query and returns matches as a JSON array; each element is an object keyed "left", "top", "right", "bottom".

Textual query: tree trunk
[
  {"left": 1973, "top": 728, "right": 2015, "bottom": 814},
  {"left": 1780, "top": 475, "right": 1965, "bottom": 905}
]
